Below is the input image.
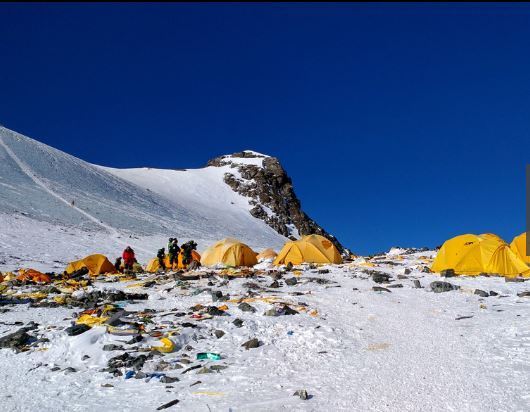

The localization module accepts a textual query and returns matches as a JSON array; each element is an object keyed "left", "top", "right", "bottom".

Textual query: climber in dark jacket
[
  {"left": 181, "top": 240, "right": 198, "bottom": 267},
  {"left": 167, "top": 238, "right": 180, "bottom": 268},
  {"left": 157, "top": 247, "right": 166, "bottom": 270}
]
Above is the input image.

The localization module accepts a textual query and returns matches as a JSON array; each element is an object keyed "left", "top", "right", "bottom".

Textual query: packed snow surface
[{"left": 0, "top": 252, "right": 528, "bottom": 411}]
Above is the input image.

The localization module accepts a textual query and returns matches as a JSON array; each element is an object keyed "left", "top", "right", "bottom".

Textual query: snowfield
[
  {"left": 0, "top": 251, "right": 528, "bottom": 411},
  {"left": 0, "top": 126, "right": 286, "bottom": 270}
]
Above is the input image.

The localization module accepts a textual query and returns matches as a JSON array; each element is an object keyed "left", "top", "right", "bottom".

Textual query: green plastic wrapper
[{"left": 196, "top": 352, "right": 221, "bottom": 361}]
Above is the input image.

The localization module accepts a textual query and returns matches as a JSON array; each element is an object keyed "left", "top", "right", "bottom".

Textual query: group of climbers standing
[{"left": 114, "top": 238, "right": 198, "bottom": 274}]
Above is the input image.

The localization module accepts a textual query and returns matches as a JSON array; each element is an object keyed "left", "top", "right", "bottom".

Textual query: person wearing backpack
[
  {"left": 167, "top": 238, "right": 180, "bottom": 269},
  {"left": 122, "top": 246, "right": 136, "bottom": 272}
]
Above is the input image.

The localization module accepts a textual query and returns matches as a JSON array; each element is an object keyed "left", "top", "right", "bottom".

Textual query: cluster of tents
[
  {"left": 10, "top": 231, "right": 530, "bottom": 283},
  {"left": 431, "top": 232, "right": 530, "bottom": 278},
  {"left": 57, "top": 234, "right": 343, "bottom": 277}
]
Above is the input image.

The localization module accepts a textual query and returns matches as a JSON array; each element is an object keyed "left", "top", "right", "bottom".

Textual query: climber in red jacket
[{"left": 122, "top": 246, "right": 135, "bottom": 272}]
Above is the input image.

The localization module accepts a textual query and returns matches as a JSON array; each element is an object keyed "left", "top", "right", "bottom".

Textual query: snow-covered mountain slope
[{"left": 0, "top": 126, "right": 290, "bottom": 270}]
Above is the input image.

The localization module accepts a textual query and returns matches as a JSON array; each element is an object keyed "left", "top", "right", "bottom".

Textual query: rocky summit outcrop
[{"left": 207, "top": 150, "right": 346, "bottom": 253}]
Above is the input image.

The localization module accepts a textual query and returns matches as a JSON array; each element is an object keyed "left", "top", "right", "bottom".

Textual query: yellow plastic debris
[
  {"left": 76, "top": 314, "right": 109, "bottom": 327},
  {"left": 54, "top": 296, "right": 67, "bottom": 305},
  {"left": 152, "top": 337, "right": 175, "bottom": 353}
]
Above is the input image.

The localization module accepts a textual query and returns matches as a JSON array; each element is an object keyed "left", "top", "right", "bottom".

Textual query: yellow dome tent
[
  {"left": 145, "top": 250, "right": 201, "bottom": 272},
  {"left": 200, "top": 238, "right": 257, "bottom": 267},
  {"left": 256, "top": 248, "right": 277, "bottom": 262},
  {"left": 274, "top": 234, "right": 343, "bottom": 266},
  {"left": 65, "top": 254, "right": 116, "bottom": 276},
  {"left": 431, "top": 233, "right": 530, "bottom": 277},
  {"left": 510, "top": 232, "right": 530, "bottom": 264}
]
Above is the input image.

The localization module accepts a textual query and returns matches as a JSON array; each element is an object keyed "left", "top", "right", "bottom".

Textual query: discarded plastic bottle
[{"left": 196, "top": 352, "right": 221, "bottom": 361}]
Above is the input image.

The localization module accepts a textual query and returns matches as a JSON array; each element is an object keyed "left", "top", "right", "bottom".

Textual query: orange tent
[{"left": 16, "top": 269, "right": 51, "bottom": 283}]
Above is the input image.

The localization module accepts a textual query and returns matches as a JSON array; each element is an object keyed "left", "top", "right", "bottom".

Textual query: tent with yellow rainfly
[
  {"left": 274, "top": 234, "right": 343, "bottom": 266},
  {"left": 65, "top": 254, "right": 116, "bottom": 276},
  {"left": 145, "top": 250, "right": 201, "bottom": 272},
  {"left": 431, "top": 233, "right": 530, "bottom": 278},
  {"left": 510, "top": 232, "right": 530, "bottom": 265},
  {"left": 200, "top": 238, "right": 258, "bottom": 267}
]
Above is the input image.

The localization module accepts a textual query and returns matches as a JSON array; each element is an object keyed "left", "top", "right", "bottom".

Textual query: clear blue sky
[{"left": 1, "top": 3, "right": 529, "bottom": 254}]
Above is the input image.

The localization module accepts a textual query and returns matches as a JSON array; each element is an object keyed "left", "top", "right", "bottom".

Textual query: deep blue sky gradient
[{"left": 1, "top": 3, "right": 530, "bottom": 254}]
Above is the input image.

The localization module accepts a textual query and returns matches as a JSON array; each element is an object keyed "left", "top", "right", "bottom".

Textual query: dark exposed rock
[
  {"left": 440, "top": 269, "right": 456, "bottom": 278},
  {"left": 207, "top": 152, "right": 345, "bottom": 253},
  {"left": 413, "top": 280, "right": 422, "bottom": 289},
  {"left": 372, "top": 286, "right": 391, "bottom": 293},
  {"left": 0, "top": 327, "right": 33, "bottom": 350},
  {"left": 430, "top": 281, "right": 458, "bottom": 293},
  {"left": 241, "top": 338, "right": 261, "bottom": 350},
  {"left": 214, "top": 330, "right": 225, "bottom": 339},
  {"left": 232, "top": 318, "right": 244, "bottom": 328},
  {"left": 209, "top": 365, "right": 228, "bottom": 372},
  {"left": 280, "top": 305, "right": 298, "bottom": 315},
  {"left": 269, "top": 280, "right": 280, "bottom": 288},
  {"left": 387, "top": 283, "right": 403, "bottom": 288},
  {"left": 505, "top": 277, "right": 526, "bottom": 283},
  {"left": 65, "top": 324, "right": 90, "bottom": 336},
  {"left": 474, "top": 289, "right": 489, "bottom": 298},
  {"left": 107, "top": 352, "right": 149, "bottom": 371},
  {"left": 156, "top": 399, "right": 180, "bottom": 410},
  {"left": 404, "top": 268, "right": 411, "bottom": 275},
  {"left": 517, "top": 291, "right": 530, "bottom": 297},
  {"left": 206, "top": 306, "right": 225, "bottom": 316},
  {"left": 285, "top": 277, "right": 298, "bottom": 286},
  {"left": 293, "top": 389, "right": 309, "bottom": 400},
  {"left": 372, "top": 273, "right": 391, "bottom": 284},
  {"left": 238, "top": 302, "right": 256, "bottom": 313},
  {"left": 211, "top": 291, "right": 229, "bottom": 302},
  {"left": 489, "top": 291, "right": 499, "bottom": 296},
  {"left": 102, "top": 344, "right": 123, "bottom": 351},
  {"left": 160, "top": 376, "right": 179, "bottom": 383},
  {"left": 181, "top": 365, "right": 201, "bottom": 374}
]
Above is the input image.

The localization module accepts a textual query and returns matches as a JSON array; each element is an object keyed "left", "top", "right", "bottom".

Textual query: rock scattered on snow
[
  {"left": 372, "top": 273, "right": 391, "bottom": 284},
  {"left": 293, "top": 389, "right": 309, "bottom": 400},
  {"left": 241, "top": 338, "right": 261, "bottom": 350},
  {"left": 65, "top": 324, "right": 90, "bottom": 336},
  {"left": 238, "top": 302, "right": 256, "bottom": 313},
  {"left": 430, "top": 281, "right": 458, "bottom": 293},
  {"left": 214, "top": 330, "right": 225, "bottom": 339},
  {"left": 372, "top": 286, "right": 391, "bottom": 293},
  {"left": 232, "top": 319, "right": 244, "bottom": 328},
  {"left": 285, "top": 277, "right": 298, "bottom": 286},
  {"left": 440, "top": 269, "right": 456, "bottom": 278},
  {"left": 156, "top": 399, "right": 180, "bottom": 410}
]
